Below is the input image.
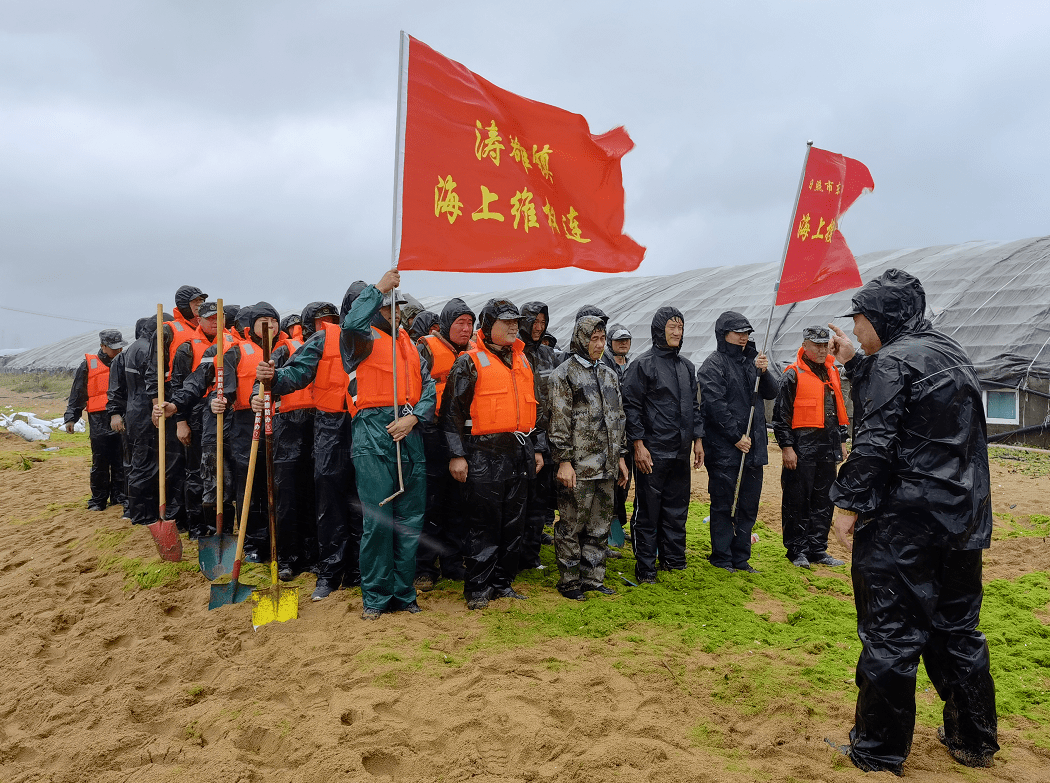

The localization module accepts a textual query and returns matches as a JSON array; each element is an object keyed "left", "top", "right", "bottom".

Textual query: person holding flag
[{"left": 342, "top": 270, "right": 436, "bottom": 619}]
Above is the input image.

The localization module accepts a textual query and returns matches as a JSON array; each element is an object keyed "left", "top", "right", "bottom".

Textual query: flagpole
[
  {"left": 381, "top": 30, "right": 411, "bottom": 507},
  {"left": 730, "top": 140, "right": 813, "bottom": 518}
]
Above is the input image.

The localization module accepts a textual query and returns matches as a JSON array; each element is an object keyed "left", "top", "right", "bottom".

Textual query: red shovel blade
[{"left": 148, "top": 520, "right": 183, "bottom": 562}]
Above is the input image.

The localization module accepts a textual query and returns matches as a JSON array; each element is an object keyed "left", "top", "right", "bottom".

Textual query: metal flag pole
[
  {"left": 381, "top": 30, "right": 411, "bottom": 507},
  {"left": 730, "top": 140, "right": 813, "bottom": 518}
]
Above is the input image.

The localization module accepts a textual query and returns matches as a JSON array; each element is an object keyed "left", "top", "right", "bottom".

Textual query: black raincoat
[
  {"left": 415, "top": 297, "right": 475, "bottom": 582},
  {"left": 409, "top": 311, "right": 439, "bottom": 342},
  {"left": 621, "top": 307, "right": 703, "bottom": 580},
  {"left": 517, "top": 301, "right": 559, "bottom": 567},
  {"left": 106, "top": 317, "right": 182, "bottom": 525},
  {"left": 830, "top": 269, "right": 998, "bottom": 774}
]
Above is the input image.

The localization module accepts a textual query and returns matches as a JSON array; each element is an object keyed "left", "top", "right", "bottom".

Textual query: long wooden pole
[{"left": 730, "top": 141, "right": 813, "bottom": 518}]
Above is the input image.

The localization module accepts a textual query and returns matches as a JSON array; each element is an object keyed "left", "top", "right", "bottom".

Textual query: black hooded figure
[
  {"left": 621, "top": 306, "right": 704, "bottom": 583},
  {"left": 442, "top": 299, "right": 548, "bottom": 609},
  {"left": 697, "top": 311, "right": 777, "bottom": 573},
  {"left": 829, "top": 270, "right": 998, "bottom": 775},
  {"left": 414, "top": 298, "right": 476, "bottom": 586},
  {"left": 408, "top": 311, "right": 440, "bottom": 343},
  {"left": 517, "top": 301, "right": 560, "bottom": 568}
]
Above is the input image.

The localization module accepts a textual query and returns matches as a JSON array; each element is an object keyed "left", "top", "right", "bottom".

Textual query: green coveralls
[{"left": 343, "top": 286, "right": 436, "bottom": 611}]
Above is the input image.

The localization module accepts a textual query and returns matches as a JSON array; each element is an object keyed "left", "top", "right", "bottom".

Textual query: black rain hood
[
  {"left": 409, "top": 311, "right": 439, "bottom": 341},
  {"left": 479, "top": 298, "right": 521, "bottom": 336},
  {"left": 570, "top": 315, "right": 606, "bottom": 363},
  {"left": 242, "top": 301, "right": 280, "bottom": 346},
  {"left": 135, "top": 317, "right": 157, "bottom": 341},
  {"left": 174, "top": 285, "right": 207, "bottom": 321},
  {"left": 576, "top": 305, "right": 609, "bottom": 326},
  {"left": 849, "top": 268, "right": 930, "bottom": 347},
  {"left": 222, "top": 305, "right": 240, "bottom": 328},
  {"left": 714, "top": 311, "right": 756, "bottom": 357},
  {"left": 439, "top": 298, "right": 475, "bottom": 346},
  {"left": 339, "top": 281, "right": 368, "bottom": 321},
  {"left": 518, "top": 301, "right": 549, "bottom": 347},
  {"left": 301, "top": 301, "right": 338, "bottom": 338},
  {"left": 651, "top": 306, "right": 686, "bottom": 354},
  {"left": 280, "top": 314, "right": 301, "bottom": 335}
]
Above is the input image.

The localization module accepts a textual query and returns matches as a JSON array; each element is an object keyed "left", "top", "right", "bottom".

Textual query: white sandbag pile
[{"left": 0, "top": 409, "right": 83, "bottom": 441}]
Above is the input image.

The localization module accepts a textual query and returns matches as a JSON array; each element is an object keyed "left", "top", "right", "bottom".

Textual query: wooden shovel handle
[{"left": 156, "top": 304, "right": 166, "bottom": 515}]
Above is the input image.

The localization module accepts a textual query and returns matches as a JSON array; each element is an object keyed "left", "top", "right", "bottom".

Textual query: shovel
[
  {"left": 208, "top": 408, "right": 261, "bottom": 610},
  {"left": 148, "top": 303, "right": 183, "bottom": 561},
  {"left": 198, "top": 298, "right": 237, "bottom": 579},
  {"left": 251, "top": 322, "right": 298, "bottom": 628}
]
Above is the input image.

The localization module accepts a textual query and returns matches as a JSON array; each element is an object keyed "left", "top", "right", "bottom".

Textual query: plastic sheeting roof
[
  {"left": 417, "top": 236, "right": 1050, "bottom": 385},
  {"left": 6, "top": 237, "right": 1050, "bottom": 384}
]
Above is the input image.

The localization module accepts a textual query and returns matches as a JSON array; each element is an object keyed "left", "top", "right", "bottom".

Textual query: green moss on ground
[
  {"left": 458, "top": 500, "right": 1050, "bottom": 739},
  {"left": 989, "top": 446, "right": 1050, "bottom": 478}
]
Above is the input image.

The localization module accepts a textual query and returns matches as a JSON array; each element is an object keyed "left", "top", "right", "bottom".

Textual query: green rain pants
[{"left": 356, "top": 453, "right": 426, "bottom": 612}]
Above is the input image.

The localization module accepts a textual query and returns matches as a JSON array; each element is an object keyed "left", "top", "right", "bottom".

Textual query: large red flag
[
  {"left": 775, "top": 147, "right": 873, "bottom": 305},
  {"left": 394, "top": 35, "right": 645, "bottom": 273}
]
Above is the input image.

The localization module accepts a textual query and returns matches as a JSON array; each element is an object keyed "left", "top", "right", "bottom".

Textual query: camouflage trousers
[{"left": 554, "top": 477, "right": 614, "bottom": 591}]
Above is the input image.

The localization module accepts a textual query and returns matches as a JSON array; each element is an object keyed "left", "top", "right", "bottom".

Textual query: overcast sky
[{"left": 3, "top": 1, "right": 1049, "bottom": 349}]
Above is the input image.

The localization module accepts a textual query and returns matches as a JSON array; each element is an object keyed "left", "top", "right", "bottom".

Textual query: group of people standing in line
[{"left": 66, "top": 267, "right": 998, "bottom": 774}]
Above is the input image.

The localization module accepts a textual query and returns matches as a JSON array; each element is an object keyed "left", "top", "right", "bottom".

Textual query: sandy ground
[{"left": 2, "top": 386, "right": 1049, "bottom": 782}]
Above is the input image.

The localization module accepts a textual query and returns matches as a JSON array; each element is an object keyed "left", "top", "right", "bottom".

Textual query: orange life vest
[
  {"left": 274, "top": 336, "right": 315, "bottom": 413},
  {"left": 164, "top": 313, "right": 199, "bottom": 379},
  {"left": 312, "top": 322, "right": 353, "bottom": 414},
  {"left": 84, "top": 354, "right": 110, "bottom": 413},
  {"left": 355, "top": 326, "right": 423, "bottom": 410},
  {"left": 785, "top": 347, "right": 849, "bottom": 429},
  {"left": 233, "top": 341, "right": 267, "bottom": 411},
  {"left": 421, "top": 334, "right": 459, "bottom": 413},
  {"left": 467, "top": 336, "right": 537, "bottom": 435},
  {"left": 289, "top": 324, "right": 303, "bottom": 341}
]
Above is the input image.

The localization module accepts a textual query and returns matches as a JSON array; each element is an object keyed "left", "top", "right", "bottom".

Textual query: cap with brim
[
  {"left": 99, "top": 329, "right": 128, "bottom": 349},
  {"left": 381, "top": 291, "right": 410, "bottom": 307},
  {"left": 313, "top": 303, "right": 338, "bottom": 319},
  {"left": 802, "top": 325, "right": 831, "bottom": 344},
  {"left": 609, "top": 327, "right": 632, "bottom": 340},
  {"left": 198, "top": 301, "right": 219, "bottom": 319},
  {"left": 841, "top": 307, "right": 863, "bottom": 317},
  {"left": 492, "top": 302, "right": 521, "bottom": 320}
]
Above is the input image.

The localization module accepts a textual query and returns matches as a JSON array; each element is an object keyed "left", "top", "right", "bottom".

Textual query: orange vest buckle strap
[
  {"left": 354, "top": 326, "right": 423, "bottom": 411},
  {"left": 466, "top": 340, "right": 537, "bottom": 436},
  {"left": 785, "top": 348, "right": 849, "bottom": 429},
  {"left": 84, "top": 354, "right": 110, "bottom": 413}
]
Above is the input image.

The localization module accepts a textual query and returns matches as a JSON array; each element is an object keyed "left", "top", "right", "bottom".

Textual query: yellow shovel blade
[{"left": 251, "top": 584, "right": 299, "bottom": 628}]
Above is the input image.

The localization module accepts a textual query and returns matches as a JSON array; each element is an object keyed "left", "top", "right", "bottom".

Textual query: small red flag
[
  {"left": 775, "top": 147, "right": 873, "bottom": 305},
  {"left": 395, "top": 35, "right": 645, "bottom": 273}
]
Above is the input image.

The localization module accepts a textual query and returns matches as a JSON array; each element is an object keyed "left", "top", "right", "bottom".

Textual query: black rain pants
[
  {"left": 88, "top": 431, "right": 125, "bottom": 510},
  {"left": 780, "top": 460, "right": 836, "bottom": 562},
  {"left": 313, "top": 411, "right": 362, "bottom": 590},
  {"left": 632, "top": 455, "right": 690, "bottom": 579},
  {"left": 416, "top": 427, "right": 467, "bottom": 581},
  {"left": 849, "top": 522, "right": 998, "bottom": 774},
  {"left": 462, "top": 453, "right": 529, "bottom": 601},
  {"left": 707, "top": 462, "right": 761, "bottom": 570},
  {"left": 273, "top": 410, "right": 315, "bottom": 573}
]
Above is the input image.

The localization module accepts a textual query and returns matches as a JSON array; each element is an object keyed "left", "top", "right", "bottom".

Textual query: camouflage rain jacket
[{"left": 547, "top": 316, "right": 626, "bottom": 481}]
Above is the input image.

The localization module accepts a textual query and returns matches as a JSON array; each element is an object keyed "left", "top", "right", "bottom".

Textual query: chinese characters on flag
[
  {"left": 775, "top": 147, "right": 874, "bottom": 305},
  {"left": 396, "top": 35, "right": 645, "bottom": 273}
]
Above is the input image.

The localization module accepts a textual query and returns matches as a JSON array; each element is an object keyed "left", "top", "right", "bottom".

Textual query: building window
[{"left": 984, "top": 389, "right": 1019, "bottom": 425}]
